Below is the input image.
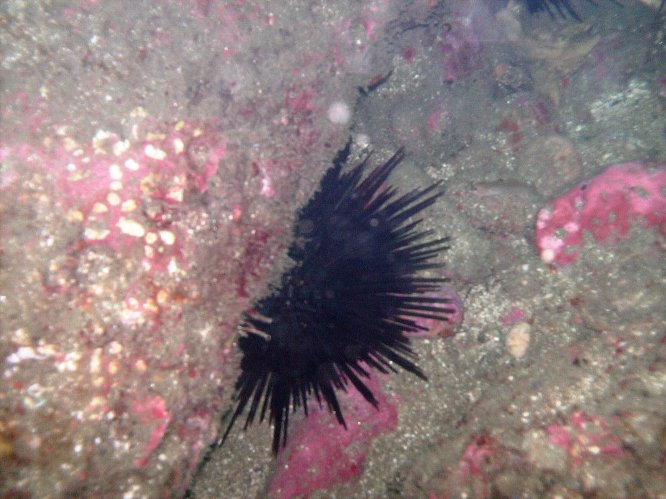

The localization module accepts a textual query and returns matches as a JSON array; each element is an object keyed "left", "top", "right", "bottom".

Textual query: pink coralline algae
[
  {"left": 547, "top": 411, "right": 623, "bottom": 467},
  {"left": 267, "top": 373, "right": 398, "bottom": 498},
  {"left": 499, "top": 306, "right": 526, "bottom": 327},
  {"left": 2, "top": 118, "right": 224, "bottom": 268},
  {"left": 535, "top": 162, "right": 666, "bottom": 266},
  {"left": 459, "top": 434, "right": 498, "bottom": 479},
  {"left": 80, "top": 123, "right": 220, "bottom": 256},
  {"left": 131, "top": 395, "right": 172, "bottom": 467}
]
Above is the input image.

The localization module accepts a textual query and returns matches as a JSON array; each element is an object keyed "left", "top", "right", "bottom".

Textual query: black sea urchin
[
  {"left": 525, "top": 0, "right": 621, "bottom": 20},
  {"left": 221, "top": 146, "right": 455, "bottom": 453}
]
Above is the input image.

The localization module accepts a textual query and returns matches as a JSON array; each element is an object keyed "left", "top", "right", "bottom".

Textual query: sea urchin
[
  {"left": 221, "top": 146, "right": 455, "bottom": 453},
  {"left": 524, "top": 0, "right": 622, "bottom": 21}
]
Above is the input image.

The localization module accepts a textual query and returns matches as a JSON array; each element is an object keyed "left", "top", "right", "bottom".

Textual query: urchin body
[{"left": 222, "top": 147, "right": 454, "bottom": 453}]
